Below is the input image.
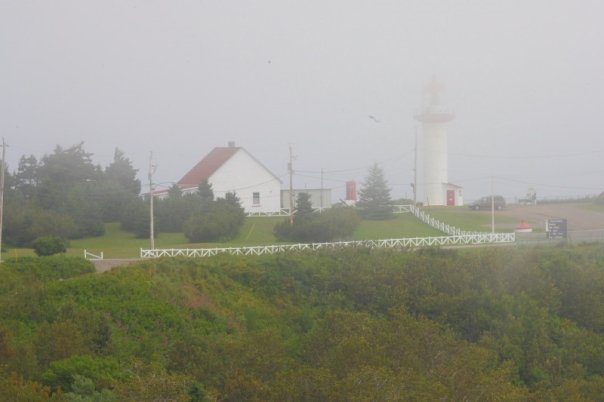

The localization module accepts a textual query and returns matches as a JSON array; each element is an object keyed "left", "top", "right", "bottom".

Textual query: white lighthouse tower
[{"left": 414, "top": 78, "right": 460, "bottom": 206}]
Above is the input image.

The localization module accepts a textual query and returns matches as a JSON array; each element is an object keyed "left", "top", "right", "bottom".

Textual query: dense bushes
[
  {"left": 2, "top": 256, "right": 95, "bottom": 282},
  {"left": 31, "top": 236, "right": 68, "bottom": 256},
  {"left": 5, "top": 145, "right": 139, "bottom": 247},
  {"left": 2, "top": 245, "right": 604, "bottom": 399},
  {"left": 274, "top": 193, "right": 359, "bottom": 242},
  {"left": 274, "top": 206, "right": 360, "bottom": 242},
  {"left": 183, "top": 193, "right": 246, "bottom": 243}
]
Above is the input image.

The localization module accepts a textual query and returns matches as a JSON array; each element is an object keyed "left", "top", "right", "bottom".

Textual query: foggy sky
[{"left": 2, "top": 1, "right": 603, "bottom": 203}]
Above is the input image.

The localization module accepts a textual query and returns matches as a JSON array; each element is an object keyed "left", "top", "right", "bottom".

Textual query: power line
[
  {"left": 449, "top": 149, "right": 604, "bottom": 160},
  {"left": 295, "top": 149, "right": 415, "bottom": 175}
]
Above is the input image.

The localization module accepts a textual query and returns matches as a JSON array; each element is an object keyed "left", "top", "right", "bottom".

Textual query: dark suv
[{"left": 469, "top": 195, "right": 506, "bottom": 210}]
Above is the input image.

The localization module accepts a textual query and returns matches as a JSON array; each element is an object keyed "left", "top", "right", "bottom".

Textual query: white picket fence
[
  {"left": 140, "top": 232, "right": 515, "bottom": 259},
  {"left": 84, "top": 250, "right": 104, "bottom": 260},
  {"left": 406, "top": 204, "right": 477, "bottom": 236}
]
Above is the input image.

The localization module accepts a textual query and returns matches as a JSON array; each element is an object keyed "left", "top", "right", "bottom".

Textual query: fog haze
[{"left": 2, "top": 1, "right": 603, "bottom": 202}]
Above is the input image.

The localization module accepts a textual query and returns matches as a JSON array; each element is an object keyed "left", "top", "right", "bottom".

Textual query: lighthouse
[{"left": 414, "top": 78, "right": 461, "bottom": 206}]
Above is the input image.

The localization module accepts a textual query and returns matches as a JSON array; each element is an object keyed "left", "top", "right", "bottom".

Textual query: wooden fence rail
[{"left": 140, "top": 233, "right": 516, "bottom": 259}]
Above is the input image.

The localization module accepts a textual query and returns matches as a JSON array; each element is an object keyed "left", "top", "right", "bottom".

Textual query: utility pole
[
  {"left": 320, "top": 168, "right": 324, "bottom": 210},
  {"left": 413, "top": 126, "right": 418, "bottom": 205},
  {"left": 491, "top": 176, "right": 495, "bottom": 234},
  {"left": 288, "top": 145, "right": 294, "bottom": 225},
  {"left": 148, "top": 152, "right": 157, "bottom": 249},
  {"left": 0, "top": 139, "right": 6, "bottom": 263}
]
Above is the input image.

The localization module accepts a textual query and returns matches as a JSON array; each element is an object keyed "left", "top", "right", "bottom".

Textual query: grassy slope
[
  {"left": 352, "top": 213, "right": 443, "bottom": 239},
  {"left": 12, "top": 207, "right": 515, "bottom": 259},
  {"left": 423, "top": 206, "right": 518, "bottom": 231}
]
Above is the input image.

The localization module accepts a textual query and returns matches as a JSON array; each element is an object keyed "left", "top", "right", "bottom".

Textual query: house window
[{"left": 253, "top": 192, "right": 260, "bottom": 206}]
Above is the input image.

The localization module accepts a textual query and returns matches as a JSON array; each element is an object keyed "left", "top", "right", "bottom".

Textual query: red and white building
[
  {"left": 414, "top": 78, "right": 464, "bottom": 206},
  {"left": 168, "top": 142, "right": 282, "bottom": 213}
]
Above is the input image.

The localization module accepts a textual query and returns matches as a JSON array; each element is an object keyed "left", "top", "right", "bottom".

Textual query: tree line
[
  {"left": 4, "top": 144, "right": 398, "bottom": 249},
  {"left": 5, "top": 144, "right": 141, "bottom": 247}
]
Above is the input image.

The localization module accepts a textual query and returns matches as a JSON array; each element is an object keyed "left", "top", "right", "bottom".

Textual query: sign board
[{"left": 546, "top": 218, "right": 567, "bottom": 239}]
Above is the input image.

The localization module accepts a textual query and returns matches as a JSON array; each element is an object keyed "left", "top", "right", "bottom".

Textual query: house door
[{"left": 446, "top": 190, "right": 455, "bottom": 206}]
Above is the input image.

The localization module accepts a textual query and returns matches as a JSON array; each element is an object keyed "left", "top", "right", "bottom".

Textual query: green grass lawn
[
  {"left": 8, "top": 207, "right": 514, "bottom": 259},
  {"left": 353, "top": 214, "right": 443, "bottom": 239},
  {"left": 63, "top": 218, "right": 286, "bottom": 258},
  {"left": 422, "top": 206, "right": 517, "bottom": 232},
  {"left": 67, "top": 223, "right": 190, "bottom": 259}
]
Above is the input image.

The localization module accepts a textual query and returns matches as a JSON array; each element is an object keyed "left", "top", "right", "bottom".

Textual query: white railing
[
  {"left": 84, "top": 250, "right": 104, "bottom": 260},
  {"left": 246, "top": 208, "right": 291, "bottom": 217},
  {"left": 392, "top": 205, "right": 413, "bottom": 214},
  {"left": 140, "top": 233, "right": 516, "bottom": 259},
  {"left": 405, "top": 204, "right": 477, "bottom": 236}
]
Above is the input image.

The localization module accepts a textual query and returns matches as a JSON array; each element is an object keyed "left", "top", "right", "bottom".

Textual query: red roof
[{"left": 178, "top": 147, "right": 240, "bottom": 186}]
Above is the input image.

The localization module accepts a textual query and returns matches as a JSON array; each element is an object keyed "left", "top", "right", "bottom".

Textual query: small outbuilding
[
  {"left": 445, "top": 183, "right": 464, "bottom": 207},
  {"left": 281, "top": 188, "right": 332, "bottom": 211}
]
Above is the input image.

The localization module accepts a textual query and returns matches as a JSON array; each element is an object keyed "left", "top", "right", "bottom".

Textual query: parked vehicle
[{"left": 469, "top": 195, "right": 506, "bottom": 210}]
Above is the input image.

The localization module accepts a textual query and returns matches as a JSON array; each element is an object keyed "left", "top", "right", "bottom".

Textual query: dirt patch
[{"left": 92, "top": 259, "right": 139, "bottom": 273}]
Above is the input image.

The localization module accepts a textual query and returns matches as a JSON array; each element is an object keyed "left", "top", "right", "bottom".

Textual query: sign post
[{"left": 546, "top": 218, "right": 567, "bottom": 240}]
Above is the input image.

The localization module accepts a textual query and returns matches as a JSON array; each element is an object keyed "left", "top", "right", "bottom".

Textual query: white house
[{"left": 175, "top": 142, "right": 282, "bottom": 213}]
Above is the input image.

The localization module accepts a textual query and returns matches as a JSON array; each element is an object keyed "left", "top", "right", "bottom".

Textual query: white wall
[
  {"left": 422, "top": 122, "right": 448, "bottom": 206},
  {"left": 209, "top": 149, "right": 282, "bottom": 213},
  {"left": 281, "top": 189, "right": 332, "bottom": 210}
]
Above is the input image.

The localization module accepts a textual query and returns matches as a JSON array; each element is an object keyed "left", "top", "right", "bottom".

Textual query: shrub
[
  {"left": 41, "top": 355, "right": 125, "bottom": 392},
  {"left": 183, "top": 214, "right": 223, "bottom": 243},
  {"left": 31, "top": 236, "right": 68, "bottom": 256},
  {"left": 274, "top": 206, "right": 359, "bottom": 243},
  {"left": 183, "top": 193, "right": 245, "bottom": 243},
  {"left": 4, "top": 255, "right": 95, "bottom": 281}
]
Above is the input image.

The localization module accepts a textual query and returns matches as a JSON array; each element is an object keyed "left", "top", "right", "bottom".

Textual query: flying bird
[{"left": 368, "top": 115, "right": 380, "bottom": 123}]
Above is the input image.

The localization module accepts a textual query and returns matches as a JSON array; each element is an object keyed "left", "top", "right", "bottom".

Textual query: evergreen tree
[
  {"left": 167, "top": 184, "right": 182, "bottom": 198},
  {"left": 104, "top": 148, "right": 141, "bottom": 195},
  {"left": 294, "top": 192, "right": 314, "bottom": 223},
  {"left": 197, "top": 179, "right": 214, "bottom": 213},
  {"left": 357, "top": 164, "right": 394, "bottom": 220},
  {"left": 27, "top": 143, "right": 105, "bottom": 239},
  {"left": 100, "top": 149, "right": 141, "bottom": 222},
  {"left": 14, "top": 155, "right": 38, "bottom": 201},
  {"left": 36, "top": 143, "right": 100, "bottom": 210}
]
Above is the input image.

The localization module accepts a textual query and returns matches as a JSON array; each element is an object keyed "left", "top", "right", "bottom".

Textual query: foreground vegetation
[{"left": 2, "top": 244, "right": 604, "bottom": 400}]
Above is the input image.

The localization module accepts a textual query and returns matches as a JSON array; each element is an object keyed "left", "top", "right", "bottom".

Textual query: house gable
[
  {"left": 177, "top": 147, "right": 239, "bottom": 186},
  {"left": 176, "top": 145, "right": 282, "bottom": 213}
]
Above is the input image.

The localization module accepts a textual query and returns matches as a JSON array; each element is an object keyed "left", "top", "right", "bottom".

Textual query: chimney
[{"left": 228, "top": 141, "right": 236, "bottom": 148}]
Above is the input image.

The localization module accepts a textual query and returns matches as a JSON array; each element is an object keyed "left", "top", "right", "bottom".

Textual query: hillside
[
  {"left": 9, "top": 202, "right": 603, "bottom": 259},
  {"left": 2, "top": 245, "right": 604, "bottom": 400}
]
